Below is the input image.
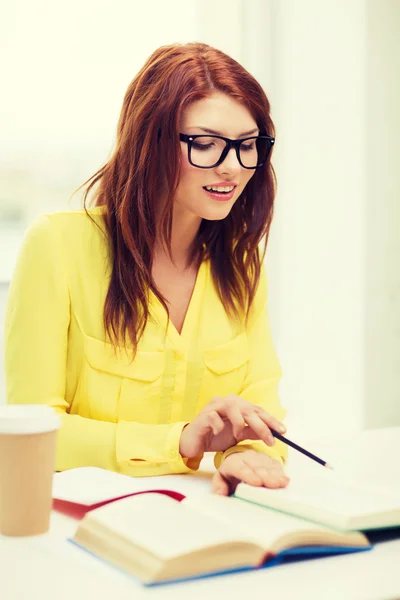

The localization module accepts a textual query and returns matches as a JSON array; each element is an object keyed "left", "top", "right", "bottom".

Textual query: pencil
[{"left": 271, "top": 429, "right": 333, "bottom": 469}]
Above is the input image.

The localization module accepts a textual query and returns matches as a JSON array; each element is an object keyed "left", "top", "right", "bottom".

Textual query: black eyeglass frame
[{"left": 179, "top": 133, "right": 275, "bottom": 169}]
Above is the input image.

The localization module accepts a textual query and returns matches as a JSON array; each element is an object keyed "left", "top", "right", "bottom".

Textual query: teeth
[{"left": 205, "top": 185, "right": 235, "bottom": 192}]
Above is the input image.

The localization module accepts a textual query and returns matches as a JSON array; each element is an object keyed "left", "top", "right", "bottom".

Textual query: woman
[{"left": 5, "top": 42, "right": 289, "bottom": 495}]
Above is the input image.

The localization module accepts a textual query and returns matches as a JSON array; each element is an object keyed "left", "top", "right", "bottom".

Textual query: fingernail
[
  {"left": 278, "top": 424, "right": 286, "bottom": 433},
  {"left": 279, "top": 477, "right": 287, "bottom": 485},
  {"left": 268, "top": 434, "right": 275, "bottom": 445}
]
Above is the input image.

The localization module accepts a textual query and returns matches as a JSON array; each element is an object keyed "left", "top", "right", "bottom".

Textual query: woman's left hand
[{"left": 212, "top": 449, "right": 290, "bottom": 496}]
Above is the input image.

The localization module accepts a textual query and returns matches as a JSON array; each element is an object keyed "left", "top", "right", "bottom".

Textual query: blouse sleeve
[
  {"left": 214, "top": 263, "right": 287, "bottom": 468},
  {"left": 4, "top": 215, "right": 202, "bottom": 475}
]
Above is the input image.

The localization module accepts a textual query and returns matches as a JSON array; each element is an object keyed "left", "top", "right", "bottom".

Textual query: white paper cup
[{"left": 0, "top": 405, "right": 61, "bottom": 536}]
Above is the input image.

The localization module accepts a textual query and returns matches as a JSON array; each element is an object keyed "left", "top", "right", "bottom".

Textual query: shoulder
[
  {"left": 23, "top": 206, "right": 108, "bottom": 251},
  {"left": 42, "top": 206, "right": 107, "bottom": 236},
  {"left": 17, "top": 207, "right": 110, "bottom": 275}
]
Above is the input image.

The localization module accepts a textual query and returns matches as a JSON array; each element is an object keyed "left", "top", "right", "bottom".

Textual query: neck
[{"left": 155, "top": 206, "right": 202, "bottom": 270}]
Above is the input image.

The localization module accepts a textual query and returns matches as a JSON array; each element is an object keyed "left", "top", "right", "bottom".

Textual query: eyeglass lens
[{"left": 190, "top": 136, "right": 270, "bottom": 168}]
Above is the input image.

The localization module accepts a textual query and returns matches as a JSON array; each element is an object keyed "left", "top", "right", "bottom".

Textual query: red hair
[{"left": 78, "top": 42, "right": 277, "bottom": 352}]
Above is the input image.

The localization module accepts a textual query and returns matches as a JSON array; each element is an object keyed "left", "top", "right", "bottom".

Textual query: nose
[{"left": 214, "top": 147, "right": 242, "bottom": 177}]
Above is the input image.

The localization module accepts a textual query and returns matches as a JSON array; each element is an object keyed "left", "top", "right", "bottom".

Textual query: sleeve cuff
[{"left": 116, "top": 420, "right": 203, "bottom": 474}]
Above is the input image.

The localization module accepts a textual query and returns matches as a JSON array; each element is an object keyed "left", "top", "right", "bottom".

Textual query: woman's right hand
[{"left": 178, "top": 395, "right": 286, "bottom": 459}]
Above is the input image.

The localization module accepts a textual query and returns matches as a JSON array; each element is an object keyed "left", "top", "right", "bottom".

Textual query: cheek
[
  {"left": 180, "top": 151, "right": 192, "bottom": 174},
  {"left": 178, "top": 154, "right": 202, "bottom": 188}
]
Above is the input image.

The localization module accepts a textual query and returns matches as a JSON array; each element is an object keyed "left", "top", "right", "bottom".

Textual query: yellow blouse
[{"left": 4, "top": 207, "right": 287, "bottom": 476}]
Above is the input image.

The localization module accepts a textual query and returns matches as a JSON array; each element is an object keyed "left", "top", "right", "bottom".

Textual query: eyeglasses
[{"left": 179, "top": 133, "right": 275, "bottom": 169}]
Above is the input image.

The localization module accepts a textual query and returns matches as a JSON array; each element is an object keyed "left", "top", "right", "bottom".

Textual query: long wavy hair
[{"left": 78, "top": 42, "right": 277, "bottom": 352}]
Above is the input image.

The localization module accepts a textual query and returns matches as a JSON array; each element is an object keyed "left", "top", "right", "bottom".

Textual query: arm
[
  {"left": 4, "top": 215, "right": 201, "bottom": 475},
  {"left": 214, "top": 264, "right": 287, "bottom": 469}
]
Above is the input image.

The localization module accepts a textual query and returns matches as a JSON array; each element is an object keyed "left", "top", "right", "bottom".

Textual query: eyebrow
[{"left": 187, "top": 126, "right": 259, "bottom": 137}]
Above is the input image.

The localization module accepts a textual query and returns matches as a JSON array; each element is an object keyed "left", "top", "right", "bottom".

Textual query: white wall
[
  {"left": 256, "top": 0, "right": 399, "bottom": 435},
  {"left": 365, "top": 0, "right": 400, "bottom": 428},
  {"left": 264, "top": 0, "right": 368, "bottom": 435},
  {"left": 0, "top": 0, "right": 197, "bottom": 228}
]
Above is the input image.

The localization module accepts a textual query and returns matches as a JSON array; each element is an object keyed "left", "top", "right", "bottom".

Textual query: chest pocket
[
  {"left": 200, "top": 333, "right": 249, "bottom": 405},
  {"left": 76, "top": 334, "right": 164, "bottom": 423}
]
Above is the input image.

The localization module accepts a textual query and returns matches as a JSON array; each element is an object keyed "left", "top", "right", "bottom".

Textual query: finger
[
  {"left": 220, "top": 400, "right": 246, "bottom": 439},
  {"left": 211, "top": 471, "right": 230, "bottom": 496},
  {"left": 242, "top": 410, "right": 275, "bottom": 445},
  {"left": 249, "top": 451, "right": 288, "bottom": 472},
  {"left": 253, "top": 467, "right": 289, "bottom": 488},
  {"left": 235, "top": 425, "right": 265, "bottom": 443},
  {"left": 223, "top": 461, "right": 264, "bottom": 488},
  {"left": 242, "top": 454, "right": 289, "bottom": 488},
  {"left": 207, "top": 411, "right": 225, "bottom": 435},
  {"left": 253, "top": 406, "right": 286, "bottom": 434}
]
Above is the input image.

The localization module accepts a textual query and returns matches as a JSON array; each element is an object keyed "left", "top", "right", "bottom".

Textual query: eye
[
  {"left": 192, "top": 141, "right": 214, "bottom": 151},
  {"left": 241, "top": 143, "right": 256, "bottom": 151}
]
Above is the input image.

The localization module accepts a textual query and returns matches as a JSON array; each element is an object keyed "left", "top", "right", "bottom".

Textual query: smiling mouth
[
  {"left": 202, "top": 185, "right": 236, "bottom": 194},
  {"left": 202, "top": 186, "right": 237, "bottom": 202}
]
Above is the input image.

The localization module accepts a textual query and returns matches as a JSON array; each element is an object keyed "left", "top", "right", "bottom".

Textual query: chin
[{"left": 199, "top": 204, "right": 234, "bottom": 221}]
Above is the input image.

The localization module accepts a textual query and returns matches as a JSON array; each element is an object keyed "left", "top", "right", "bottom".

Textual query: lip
[
  {"left": 202, "top": 187, "right": 236, "bottom": 202},
  {"left": 204, "top": 182, "right": 238, "bottom": 188}
]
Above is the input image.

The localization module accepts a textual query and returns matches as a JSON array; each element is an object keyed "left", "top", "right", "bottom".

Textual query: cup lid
[{"left": 0, "top": 405, "right": 61, "bottom": 434}]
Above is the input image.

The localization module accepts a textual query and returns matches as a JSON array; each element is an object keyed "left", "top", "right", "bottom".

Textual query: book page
[
  {"left": 285, "top": 426, "right": 400, "bottom": 497},
  {"left": 236, "top": 469, "right": 400, "bottom": 530},
  {"left": 53, "top": 467, "right": 212, "bottom": 505},
  {"left": 82, "top": 493, "right": 256, "bottom": 560},
  {"left": 183, "top": 493, "right": 330, "bottom": 548}
]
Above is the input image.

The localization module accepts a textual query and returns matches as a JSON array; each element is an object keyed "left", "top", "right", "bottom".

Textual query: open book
[
  {"left": 234, "top": 469, "right": 400, "bottom": 532},
  {"left": 53, "top": 425, "right": 400, "bottom": 584},
  {"left": 71, "top": 491, "right": 370, "bottom": 584},
  {"left": 53, "top": 463, "right": 400, "bottom": 532},
  {"left": 52, "top": 467, "right": 213, "bottom": 518}
]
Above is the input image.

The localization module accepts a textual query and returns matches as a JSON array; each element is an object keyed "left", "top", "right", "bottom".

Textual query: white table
[{"left": 1, "top": 429, "right": 400, "bottom": 600}]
